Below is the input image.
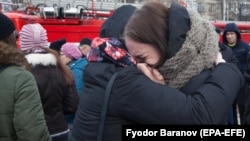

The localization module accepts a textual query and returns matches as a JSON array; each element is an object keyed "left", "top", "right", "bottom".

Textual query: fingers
[
  {"left": 215, "top": 52, "right": 226, "bottom": 65},
  {"left": 137, "top": 63, "right": 165, "bottom": 85},
  {"left": 137, "top": 63, "right": 152, "bottom": 76}
]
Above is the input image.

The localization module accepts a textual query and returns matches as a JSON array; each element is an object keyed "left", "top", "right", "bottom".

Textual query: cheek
[
  {"left": 146, "top": 53, "right": 161, "bottom": 67},
  {"left": 60, "top": 55, "right": 68, "bottom": 62}
]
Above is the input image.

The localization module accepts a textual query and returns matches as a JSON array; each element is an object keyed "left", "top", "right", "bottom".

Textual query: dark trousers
[{"left": 52, "top": 132, "right": 69, "bottom": 141}]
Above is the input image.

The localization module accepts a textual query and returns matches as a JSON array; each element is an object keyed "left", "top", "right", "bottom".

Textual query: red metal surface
[
  {"left": 4, "top": 6, "right": 250, "bottom": 49},
  {"left": 4, "top": 11, "right": 106, "bottom": 47},
  {"left": 3, "top": 0, "right": 109, "bottom": 47},
  {"left": 41, "top": 19, "right": 104, "bottom": 42}
]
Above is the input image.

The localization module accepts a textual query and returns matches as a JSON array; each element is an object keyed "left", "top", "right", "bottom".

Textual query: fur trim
[{"left": 25, "top": 53, "right": 57, "bottom": 66}]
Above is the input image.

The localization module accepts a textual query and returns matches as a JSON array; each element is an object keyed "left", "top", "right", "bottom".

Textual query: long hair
[
  {"left": 44, "top": 47, "right": 74, "bottom": 86},
  {"left": 124, "top": 2, "right": 169, "bottom": 67}
]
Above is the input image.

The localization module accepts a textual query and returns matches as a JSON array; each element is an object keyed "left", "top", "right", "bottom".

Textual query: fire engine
[
  {"left": 212, "top": 21, "right": 250, "bottom": 44},
  {"left": 1, "top": 0, "right": 250, "bottom": 45},
  {"left": 1, "top": 0, "right": 143, "bottom": 45}
]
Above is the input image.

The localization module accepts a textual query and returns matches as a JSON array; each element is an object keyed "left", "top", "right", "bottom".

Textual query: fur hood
[
  {"left": 0, "top": 42, "right": 28, "bottom": 67},
  {"left": 25, "top": 53, "right": 57, "bottom": 67}
]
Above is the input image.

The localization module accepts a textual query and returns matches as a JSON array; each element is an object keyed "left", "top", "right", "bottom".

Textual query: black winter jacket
[{"left": 71, "top": 62, "right": 244, "bottom": 141}]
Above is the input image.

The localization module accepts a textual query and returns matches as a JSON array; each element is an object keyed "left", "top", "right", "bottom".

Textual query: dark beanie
[
  {"left": 79, "top": 38, "right": 92, "bottom": 46},
  {"left": 49, "top": 38, "right": 66, "bottom": 52},
  {"left": 100, "top": 5, "right": 137, "bottom": 39},
  {"left": 0, "top": 13, "right": 15, "bottom": 40}
]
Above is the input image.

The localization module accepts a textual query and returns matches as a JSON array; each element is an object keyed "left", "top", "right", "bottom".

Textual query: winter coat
[
  {"left": 222, "top": 23, "right": 250, "bottom": 125},
  {"left": 71, "top": 62, "right": 244, "bottom": 141},
  {"left": 65, "top": 58, "right": 88, "bottom": 124},
  {"left": 219, "top": 43, "right": 239, "bottom": 67},
  {"left": 0, "top": 65, "right": 51, "bottom": 141},
  {"left": 25, "top": 53, "right": 79, "bottom": 135},
  {"left": 241, "top": 52, "right": 250, "bottom": 124},
  {"left": 69, "top": 58, "right": 88, "bottom": 95}
]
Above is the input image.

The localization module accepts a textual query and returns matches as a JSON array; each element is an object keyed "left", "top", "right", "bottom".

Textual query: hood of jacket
[
  {"left": 166, "top": 2, "right": 191, "bottom": 59},
  {"left": 99, "top": 4, "right": 137, "bottom": 48},
  {"left": 222, "top": 23, "right": 241, "bottom": 44}
]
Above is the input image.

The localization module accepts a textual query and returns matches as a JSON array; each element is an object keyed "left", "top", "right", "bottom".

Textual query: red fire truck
[
  {"left": 1, "top": 0, "right": 123, "bottom": 45},
  {"left": 2, "top": 0, "right": 250, "bottom": 46},
  {"left": 212, "top": 21, "right": 250, "bottom": 44}
]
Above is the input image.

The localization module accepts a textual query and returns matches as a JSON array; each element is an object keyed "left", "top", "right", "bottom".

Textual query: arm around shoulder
[{"left": 114, "top": 64, "right": 244, "bottom": 124}]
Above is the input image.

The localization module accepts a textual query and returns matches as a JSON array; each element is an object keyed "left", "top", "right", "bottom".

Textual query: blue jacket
[
  {"left": 66, "top": 58, "right": 88, "bottom": 124},
  {"left": 69, "top": 58, "right": 88, "bottom": 95}
]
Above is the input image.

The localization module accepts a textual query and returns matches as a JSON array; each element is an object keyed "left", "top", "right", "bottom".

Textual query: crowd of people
[{"left": 0, "top": 1, "right": 250, "bottom": 141}]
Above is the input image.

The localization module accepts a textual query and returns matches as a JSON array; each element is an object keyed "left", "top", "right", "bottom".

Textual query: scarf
[
  {"left": 158, "top": 9, "right": 219, "bottom": 89},
  {"left": 87, "top": 37, "right": 136, "bottom": 67}
]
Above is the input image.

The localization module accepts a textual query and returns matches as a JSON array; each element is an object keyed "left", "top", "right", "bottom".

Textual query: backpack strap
[{"left": 97, "top": 72, "right": 118, "bottom": 141}]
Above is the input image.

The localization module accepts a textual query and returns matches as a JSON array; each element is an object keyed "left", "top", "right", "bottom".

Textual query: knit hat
[
  {"left": 0, "top": 13, "right": 15, "bottom": 40},
  {"left": 49, "top": 38, "right": 66, "bottom": 52},
  {"left": 79, "top": 38, "right": 92, "bottom": 46},
  {"left": 20, "top": 23, "right": 49, "bottom": 53},
  {"left": 61, "top": 43, "right": 82, "bottom": 59}
]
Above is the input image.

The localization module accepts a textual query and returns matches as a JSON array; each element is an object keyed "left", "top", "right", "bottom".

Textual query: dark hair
[
  {"left": 44, "top": 47, "right": 74, "bottom": 86},
  {"left": 0, "top": 32, "right": 17, "bottom": 48},
  {"left": 124, "top": 2, "right": 168, "bottom": 67},
  {"left": 79, "top": 38, "right": 92, "bottom": 46}
]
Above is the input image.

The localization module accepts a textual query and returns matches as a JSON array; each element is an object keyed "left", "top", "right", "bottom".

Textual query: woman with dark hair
[
  {"left": 71, "top": 2, "right": 244, "bottom": 141},
  {"left": 0, "top": 13, "right": 51, "bottom": 141},
  {"left": 19, "top": 23, "right": 79, "bottom": 141}
]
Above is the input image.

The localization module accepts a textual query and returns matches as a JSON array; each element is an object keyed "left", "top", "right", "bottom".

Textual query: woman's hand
[
  {"left": 215, "top": 52, "right": 226, "bottom": 65},
  {"left": 137, "top": 63, "right": 165, "bottom": 85}
]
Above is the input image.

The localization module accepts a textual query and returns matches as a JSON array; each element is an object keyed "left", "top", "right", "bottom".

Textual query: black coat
[
  {"left": 219, "top": 43, "right": 239, "bottom": 67},
  {"left": 71, "top": 62, "right": 244, "bottom": 141}
]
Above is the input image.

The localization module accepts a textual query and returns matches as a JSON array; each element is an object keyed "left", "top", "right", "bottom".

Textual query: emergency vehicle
[{"left": 1, "top": 0, "right": 250, "bottom": 45}]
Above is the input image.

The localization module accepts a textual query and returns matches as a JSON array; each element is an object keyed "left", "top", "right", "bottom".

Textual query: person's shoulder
[
  {"left": 3, "top": 65, "right": 26, "bottom": 74},
  {"left": 1, "top": 66, "right": 36, "bottom": 87},
  {"left": 85, "top": 63, "right": 138, "bottom": 80},
  {"left": 77, "top": 57, "right": 88, "bottom": 64},
  {"left": 3, "top": 66, "right": 34, "bottom": 79},
  {"left": 240, "top": 40, "right": 250, "bottom": 47}
]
